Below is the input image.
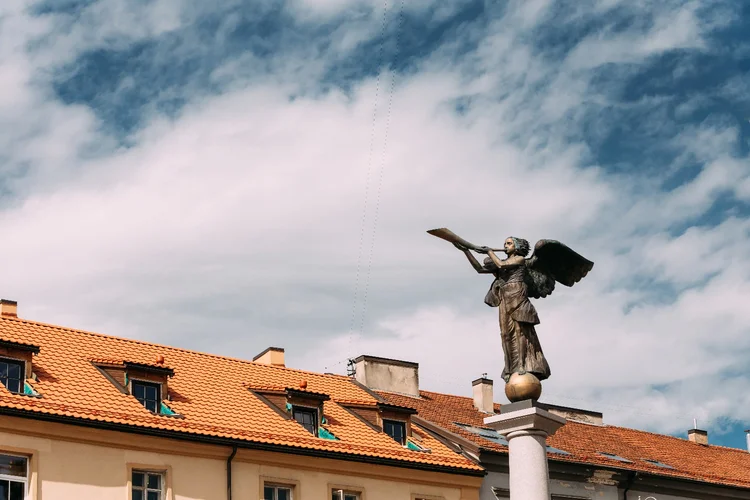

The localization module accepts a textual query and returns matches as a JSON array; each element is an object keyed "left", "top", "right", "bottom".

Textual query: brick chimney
[
  {"left": 688, "top": 428, "right": 708, "bottom": 445},
  {"left": 0, "top": 299, "right": 18, "bottom": 318},
  {"left": 253, "top": 347, "right": 285, "bottom": 367},
  {"left": 472, "top": 376, "right": 494, "bottom": 413},
  {"left": 352, "top": 355, "right": 419, "bottom": 397}
]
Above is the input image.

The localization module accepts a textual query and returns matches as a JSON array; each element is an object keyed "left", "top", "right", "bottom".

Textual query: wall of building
[
  {"left": 0, "top": 416, "right": 481, "bottom": 500},
  {"left": 479, "top": 471, "right": 620, "bottom": 500},
  {"left": 479, "top": 470, "right": 739, "bottom": 500}
]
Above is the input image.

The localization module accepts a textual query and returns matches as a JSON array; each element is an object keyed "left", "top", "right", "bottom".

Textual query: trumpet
[{"left": 427, "top": 228, "right": 504, "bottom": 252}]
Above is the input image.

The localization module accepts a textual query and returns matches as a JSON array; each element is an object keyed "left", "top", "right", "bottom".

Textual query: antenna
[{"left": 346, "top": 358, "right": 356, "bottom": 377}]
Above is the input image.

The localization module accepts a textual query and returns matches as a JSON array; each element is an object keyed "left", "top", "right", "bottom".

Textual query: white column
[{"left": 484, "top": 402, "right": 566, "bottom": 500}]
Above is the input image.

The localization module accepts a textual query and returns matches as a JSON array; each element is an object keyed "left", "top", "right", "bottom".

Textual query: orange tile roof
[
  {"left": 378, "top": 390, "right": 750, "bottom": 490},
  {"left": 0, "top": 316, "right": 480, "bottom": 473}
]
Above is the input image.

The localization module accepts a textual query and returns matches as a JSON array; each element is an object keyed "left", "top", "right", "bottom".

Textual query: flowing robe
[{"left": 484, "top": 263, "right": 551, "bottom": 382}]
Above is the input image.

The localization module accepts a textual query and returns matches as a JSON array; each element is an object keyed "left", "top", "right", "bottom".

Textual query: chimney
[
  {"left": 539, "top": 402, "right": 603, "bottom": 425},
  {"left": 253, "top": 347, "right": 285, "bottom": 367},
  {"left": 472, "top": 376, "right": 494, "bottom": 413},
  {"left": 688, "top": 428, "right": 708, "bottom": 445},
  {"left": 352, "top": 355, "right": 419, "bottom": 397},
  {"left": 0, "top": 299, "right": 18, "bottom": 318}
]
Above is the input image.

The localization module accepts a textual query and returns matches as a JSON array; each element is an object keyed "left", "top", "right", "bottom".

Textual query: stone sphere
[{"left": 504, "top": 372, "right": 542, "bottom": 402}]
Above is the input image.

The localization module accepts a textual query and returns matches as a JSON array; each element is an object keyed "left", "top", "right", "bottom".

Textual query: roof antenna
[{"left": 346, "top": 358, "right": 356, "bottom": 377}]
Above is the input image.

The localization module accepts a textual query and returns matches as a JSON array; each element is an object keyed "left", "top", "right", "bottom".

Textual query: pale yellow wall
[{"left": 0, "top": 418, "right": 480, "bottom": 500}]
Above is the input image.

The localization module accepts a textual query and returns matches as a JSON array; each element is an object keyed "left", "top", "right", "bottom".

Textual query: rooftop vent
[
  {"left": 0, "top": 299, "right": 18, "bottom": 318},
  {"left": 688, "top": 428, "right": 708, "bottom": 445},
  {"left": 351, "top": 355, "right": 419, "bottom": 397},
  {"left": 538, "top": 402, "right": 603, "bottom": 425},
  {"left": 253, "top": 347, "right": 285, "bottom": 367},
  {"left": 472, "top": 376, "right": 494, "bottom": 414}
]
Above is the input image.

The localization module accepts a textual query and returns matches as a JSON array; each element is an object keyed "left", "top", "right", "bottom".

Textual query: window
[
  {"left": 332, "top": 490, "right": 359, "bottom": 500},
  {"left": 132, "top": 470, "right": 164, "bottom": 500},
  {"left": 597, "top": 451, "right": 632, "bottom": 463},
  {"left": 456, "top": 423, "right": 508, "bottom": 445},
  {"left": 0, "top": 359, "right": 24, "bottom": 394},
  {"left": 643, "top": 458, "right": 674, "bottom": 469},
  {"left": 0, "top": 453, "right": 28, "bottom": 500},
  {"left": 292, "top": 407, "right": 317, "bottom": 435},
  {"left": 264, "top": 484, "right": 292, "bottom": 500},
  {"left": 132, "top": 381, "right": 161, "bottom": 413},
  {"left": 383, "top": 419, "right": 406, "bottom": 445}
]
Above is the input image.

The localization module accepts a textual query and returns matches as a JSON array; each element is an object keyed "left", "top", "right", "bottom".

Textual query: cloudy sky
[{"left": 2, "top": 0, "right": 750, "bottom": 448}]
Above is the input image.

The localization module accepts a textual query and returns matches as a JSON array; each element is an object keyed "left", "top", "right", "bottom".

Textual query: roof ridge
[
  {"left": 419, "top": 389, "right": 473, "bottom": 402},
  {"left": 0, "top": 316, "right": 351, "bottom": 381}
]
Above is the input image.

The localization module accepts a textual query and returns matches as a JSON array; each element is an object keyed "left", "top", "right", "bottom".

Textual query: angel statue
[{"left": 427, "top": 228, "right": 593, "bottom": 400}]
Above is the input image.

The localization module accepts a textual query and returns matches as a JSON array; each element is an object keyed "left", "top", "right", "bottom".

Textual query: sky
[{"left": 1, "top": 0, "right": 750, "bottom": 450}]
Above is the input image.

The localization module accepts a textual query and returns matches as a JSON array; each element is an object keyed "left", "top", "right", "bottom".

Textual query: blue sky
[{"left": 1, "top": 0, "right": 750, "bottom": 450}]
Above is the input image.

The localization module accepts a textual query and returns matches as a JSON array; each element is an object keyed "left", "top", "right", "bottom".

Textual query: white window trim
[
  {"left": 263, "top": 483, "right": 294, "bottom": 500},
  {"left": 126, "top": 464, "right": 173, "bottom": 500},
  {"left": 260, "top": 476, "right": 300, "bottom": 500},
  {"left": 382, "top": 418, "right": 408, "bottom": 445},
  {"left": 0, "top": 452, "right": 29, "bottom": 499},
  {"left": 326, "top": 484, "right": 366, "bottom": 500},
  {"left": 0, "top": 356, "right": 27, "bottom": 394}
]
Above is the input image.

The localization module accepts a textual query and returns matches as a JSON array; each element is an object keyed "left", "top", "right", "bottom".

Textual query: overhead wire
[{"left": 329, "top": 0, "right": 406, "bottom": 373}]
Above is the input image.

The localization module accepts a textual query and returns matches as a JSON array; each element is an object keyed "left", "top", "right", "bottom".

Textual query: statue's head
[{"left": 505, "top": 237, "right": 530, "bottom": 257}]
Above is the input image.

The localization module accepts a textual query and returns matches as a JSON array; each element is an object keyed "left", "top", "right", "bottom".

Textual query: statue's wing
[{"left": 527, "top": 240, "right": 594, "bottom": 288}]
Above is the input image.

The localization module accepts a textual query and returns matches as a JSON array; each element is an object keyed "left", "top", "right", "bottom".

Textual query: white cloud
[{"left": 0, "top": 0, "right": 748, "bottom": 442}]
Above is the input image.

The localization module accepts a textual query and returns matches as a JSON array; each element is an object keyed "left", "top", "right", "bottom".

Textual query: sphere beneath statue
[{"left": 504, "top": 372, "right": 542, "bottom": 402}]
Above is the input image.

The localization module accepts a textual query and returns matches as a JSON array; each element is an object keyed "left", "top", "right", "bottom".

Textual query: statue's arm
[
  {"left": 486, "top": 251, "right": 524, "bottom": 269},
  {"left": 460, "top": 249, "right": 494, "bottom": 274}
]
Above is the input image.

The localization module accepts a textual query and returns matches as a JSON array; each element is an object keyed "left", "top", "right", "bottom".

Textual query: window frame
[
  {"left": 292, "top": 405, "right": 319, "bottom": 436},
  {"left": 0, "top": 452, "right": 28, "bottom": 500},
  {"left": 0, "top": 357, "right": 26, "bottom": 395},
  {"left": 263, "top": 483, "right": 294, "bottom": 500},
  {"left": 126, "top": 464, "right": 172, "bottom": 500},
  {"left": 328, "top": 483, "right": 364, "bottom": 500},
  {"left": 382, "top": 419, "right": 407, "bottom": 445},
  {"left": 260, "top": 476, "right": 300, "bottom": 500},
  {"left": 129, "top": 379, "right": 163, "bottom": 414}
]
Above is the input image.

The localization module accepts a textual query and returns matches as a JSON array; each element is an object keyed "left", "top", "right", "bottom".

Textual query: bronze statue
[{"left": 428, "top": 228, "right": 593, "bottom": 400}]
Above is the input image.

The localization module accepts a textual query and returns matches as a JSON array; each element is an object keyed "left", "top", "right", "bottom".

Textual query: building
[
  {"left": 352, "top": 355, "right": 750, "bottom": 500},
  {"left": 0, "top": 300, "right": 484, "bottom": 500}
]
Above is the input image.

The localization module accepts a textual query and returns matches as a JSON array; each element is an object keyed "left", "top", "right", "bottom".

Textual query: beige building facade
[{"left": 0, "top": 415, "right": 482, "bottom": 500}]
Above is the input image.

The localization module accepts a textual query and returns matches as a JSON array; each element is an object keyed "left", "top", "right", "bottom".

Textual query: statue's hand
[
  {"left": 452, "top": 242, "right": 469, "bottom": 251},
  {"left": 475, "top": 246, "right": 491, "bottom": 254}
]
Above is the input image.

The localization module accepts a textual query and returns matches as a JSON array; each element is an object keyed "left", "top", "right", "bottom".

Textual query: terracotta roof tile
[
  {"left": 0, "top": 316, "right": 479, "bottom": 472},
  {"left": 378, "top": 389, "right": 750, "bottom": 489}
]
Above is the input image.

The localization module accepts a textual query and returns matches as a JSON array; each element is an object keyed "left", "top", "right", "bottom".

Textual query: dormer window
[
  {"left": 249, "top": 384, "right": 333, "bottom": 438},
  {"left": 132, "top": 380, "right": 161, "bottom": 413},
  {"left": 292, "top": 406, "right": 318, "bottom": 435},
  {"left": 0, "top": 339, "right": 40, "bottom": 396},
  {"left": 0, "top": 358, "right": 24, "bottom": 394},
  {"left": 383, "top": 419, "right": 406, "bottom": 445},
  {"left": 93, "top": 358, "right": 177, "bottom": 416}
]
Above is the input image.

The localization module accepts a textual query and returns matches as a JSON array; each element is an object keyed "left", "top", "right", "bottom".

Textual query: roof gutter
[{"left": 227, "top": 445, "right": 237, "bottom": 500}]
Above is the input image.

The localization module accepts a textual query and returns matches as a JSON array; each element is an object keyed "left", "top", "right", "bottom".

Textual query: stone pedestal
[{"left": 484, "top": 400, "right": 566, "bottom": 500}]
